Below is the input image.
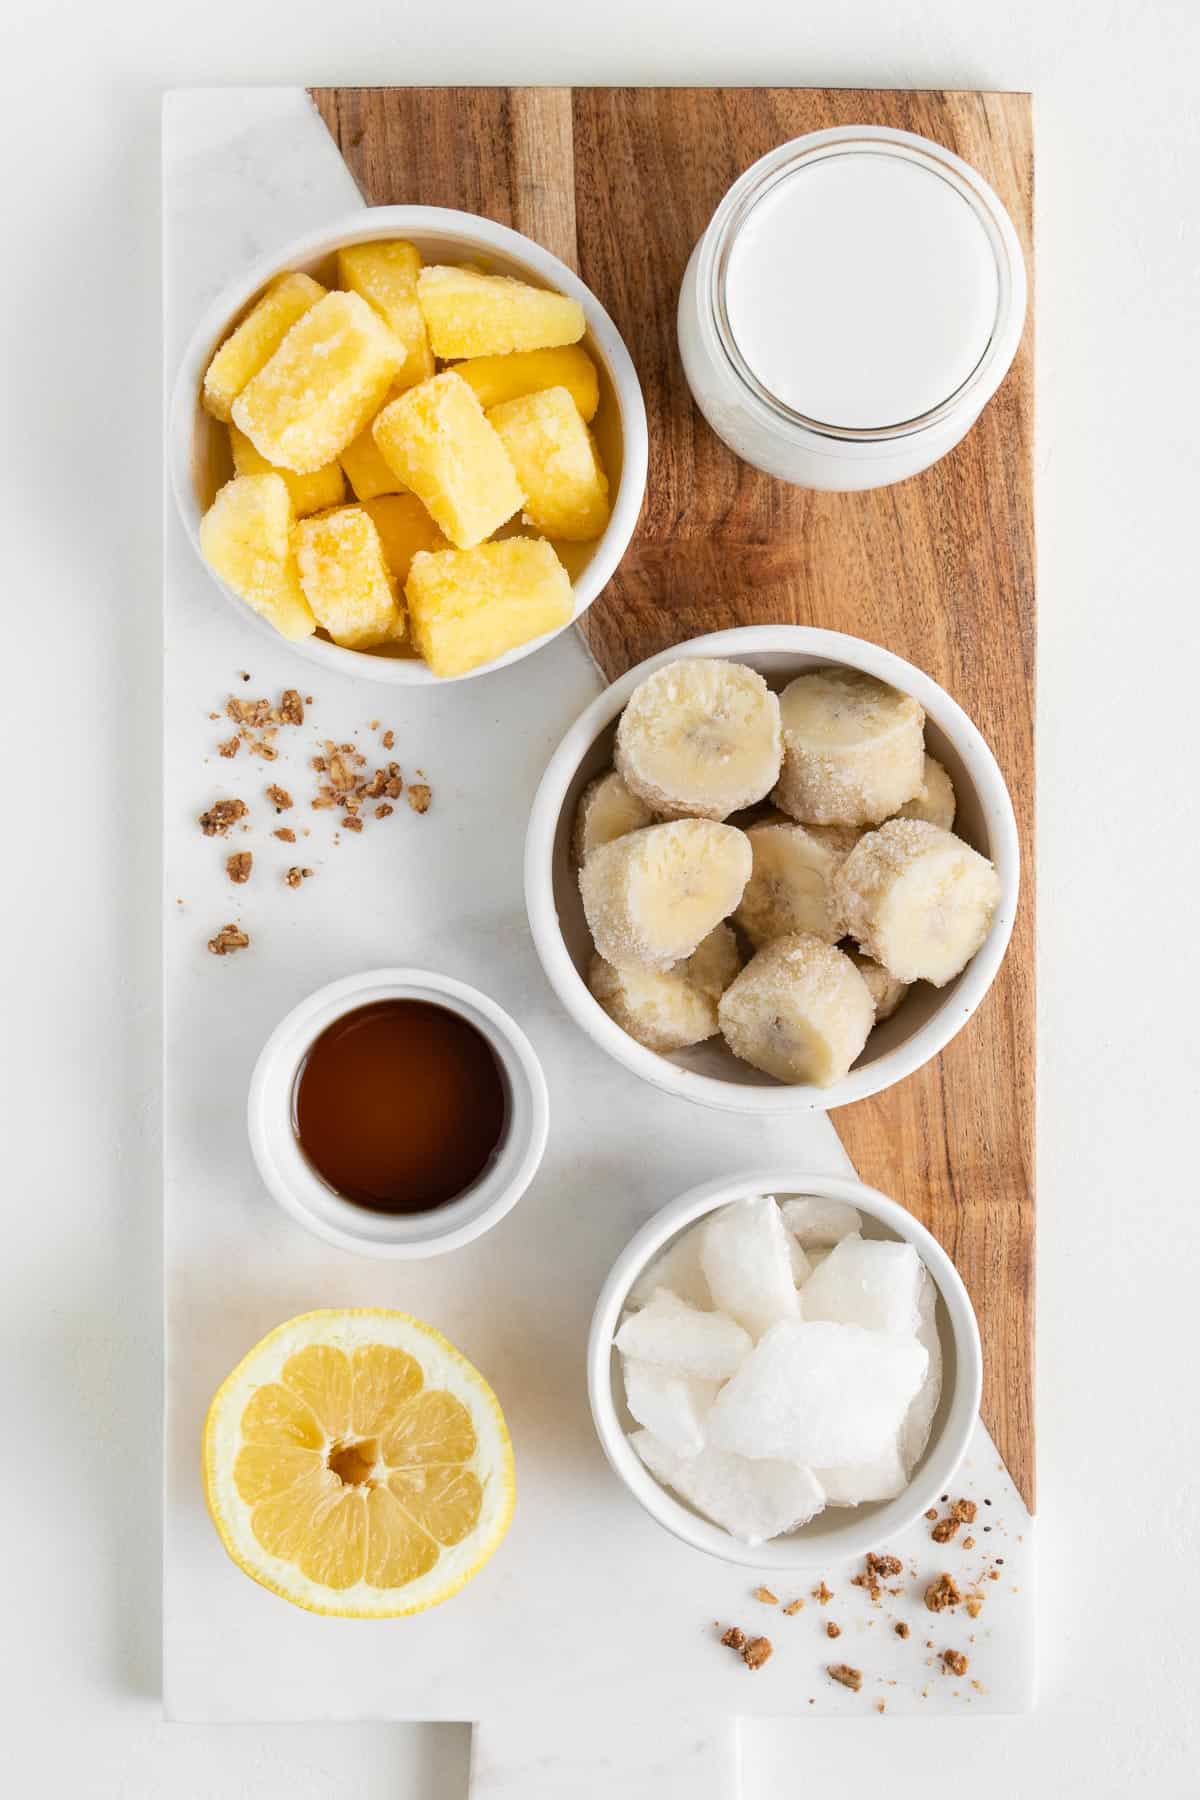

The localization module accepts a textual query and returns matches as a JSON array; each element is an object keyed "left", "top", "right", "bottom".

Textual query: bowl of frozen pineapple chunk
[
  {"left": 169, "top": 208, "right": 647, "bottom": 682},
  {"left": 525, "top": 626, "right": 1018, "bottom": 1111},
  {"left": 589, "top": 1174, "right": 982, "bottom": 1565}
]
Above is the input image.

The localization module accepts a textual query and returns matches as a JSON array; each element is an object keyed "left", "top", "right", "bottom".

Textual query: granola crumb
[
  {"left": 988, "top": 1570, "right": 1000, "bottom": 1582},
  {"left": 199, "top": 798, "right": 248, "bottom": 837},
  {"left": 875, "top": 1699, "right": 886, "bottom": 1714},
  {"left": 267, "top": 784, "right": 292, "bottom": 811},
  {"left": 278, "top": 689, "right": 304, "bottom": 726},
  {"left": 941, "top": 1649, "right": 969, "bottom": 1677},
  {"left": 826, "top": 1622, "right": 841, "bottom": 1639},
  {"left": 782, "top": 1598, "right": 805, "bottom": 1615},
  {"left": 813, "top": 1581, "right": 833, "bottom": 1605},
  {"left": 925, "top": 1508, "right": 938, "bottom": 1521},
  {"left": 827, "top": 1663, "right": 862, "bottom": 1692},
  {"left": 754, "top": 1587, "right": 778, "bottom": 1606},
  {"left": 226, "top": 696, "right": 273, "bottom": 727},
  {"left": 273, "top": 827, "right": 296, "bottom": 843},
  {"left": 218, "top": 735, "right": 240, "bottom": 758},
  {"left": 742, "top": 1637, "right": 772, "bottom": 1671},
  {"left": 931, "top": 1516, "right": 960, "bottom": 1544},
  {"left": 925, "top": 1574, "right": 962, "bottom": 1614},
  {"left": 226, "top": 851, "right": 253, "bottom": 884},
  {"left": 951, "top": 1499, "right": 977, "bottom": 1524},
  {"left": 894, "top": 1621, "right": 910, "bottom": 1639},
  {"left": 407, "top": 782, "right": 432, "bottom": 814},
  {"left": 719, "top": 1626, "right": 747, "bottom": 1651},
  {"left": 962, "top": 1536, "right": 975, "bottom": 1550},
  {"left": 868, "top": 1553, "right": 902, "bottom": 1579},
  {"left": 342, "top": 814, "right": 364, "bottom": 832},
  {"left": 207, "top": 922, "right": 249, "bottom": 956},
  {"left": 382, "top": 728, "right": 395, "bottom": 749},
  {"left": 284, "top": 866, "right": 314, "bottom": 888},
  {"left": 374, "top": 803, "right": 394, "bottom": 819},
  {"left": 966, "top": 1595, "right": 984, "bottom": 1619}
]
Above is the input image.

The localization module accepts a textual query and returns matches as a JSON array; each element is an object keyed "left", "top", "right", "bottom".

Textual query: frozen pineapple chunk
[
  {"left": 232, "top": 291, "right": 406, "bottom": 474},
  {"left": 198, "top": 474, "right": 315, "bottom": 641},
  {"left": 373, "top": 372, "right": 523, "bottom": 549},
  {"left": 336, "top": 240, "right": 434, "bottom": 388},
  {"left": 417, "top": 266, "right": 585, "bottom": 359},
  {"left": 293, "top": 505, "right": 406, "bottom": 650},
  {"left": 202, "top": 272, "right": 325, "bottom": 422},
  {"left": 362, "top": 494, "right": 449, "bottom": 584},
  {"left": 339, "top": 419, "right": 409, "bottom": 500},
  {"left": 229, "top": 424, "right": 345, "bottom": 517},
  {"left": 450, "top": 345, "right": 600, "bottom": 422},
  {"left": 406, "top": 537, "right": 573, "bottom": 678},
  {"left": 488, "top": 386, "right": 611, "bottom": 542}
]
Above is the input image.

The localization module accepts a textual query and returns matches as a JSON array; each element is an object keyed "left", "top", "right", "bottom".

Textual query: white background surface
[{"left": 2, "top": 1, "right": 1197, "bottom": 1795}]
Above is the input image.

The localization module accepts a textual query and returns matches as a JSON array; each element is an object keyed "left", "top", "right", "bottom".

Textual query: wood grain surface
[{"left": 310, "top": 85, "right": 1036, "bottom": 1510}]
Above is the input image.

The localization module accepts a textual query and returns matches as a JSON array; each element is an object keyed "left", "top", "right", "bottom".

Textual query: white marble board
[{"left": 162, "top": 85, "right": 1035, "bottom": 1793}]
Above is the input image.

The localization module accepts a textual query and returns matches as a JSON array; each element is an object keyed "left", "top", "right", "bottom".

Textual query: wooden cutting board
[{"left": 309, "top": 85, "right": 1036, "bottom": 1511}]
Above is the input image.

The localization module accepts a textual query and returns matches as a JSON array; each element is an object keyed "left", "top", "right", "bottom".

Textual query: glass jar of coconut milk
[{"left": 677, "top": 126, "right": 1027, "bottom": 491}]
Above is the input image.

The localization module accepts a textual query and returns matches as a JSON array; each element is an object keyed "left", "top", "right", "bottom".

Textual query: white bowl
[
  {"left": 168, "top": 206, "right": 648, "bottom": 685},
  {"left": 524, "top": 625, "right": 1019, "bottom": 1113},
  {"left": 247, "top": 968, "right": 549, "bottom": 1258},
  {"left": 588, "top": 1170, "right": 982, "bottom": 1567}
]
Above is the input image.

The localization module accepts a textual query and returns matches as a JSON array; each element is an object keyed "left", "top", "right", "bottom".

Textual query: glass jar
[{"left": 677, "top": 126, "right": 1027, "bottom": 491}]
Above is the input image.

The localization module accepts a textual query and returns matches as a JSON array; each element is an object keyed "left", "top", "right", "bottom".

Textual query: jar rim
[{"left": 704, "top": 128, "right": 1026, "bottom": 444}]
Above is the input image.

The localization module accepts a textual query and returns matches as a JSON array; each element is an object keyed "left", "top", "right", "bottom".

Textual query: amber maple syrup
[{"left": 293, "top": 999, "right": 507, "bottom": 1213}]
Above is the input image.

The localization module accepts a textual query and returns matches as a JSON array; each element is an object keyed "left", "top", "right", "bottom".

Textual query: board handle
[{"left": 468, "top": 1716, "right": 740, "bottom": 1798}]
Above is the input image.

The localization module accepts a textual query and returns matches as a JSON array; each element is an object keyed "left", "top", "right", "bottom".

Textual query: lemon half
[{"left": 203, "top": 1309, "right": 515, "bottom": 1617}]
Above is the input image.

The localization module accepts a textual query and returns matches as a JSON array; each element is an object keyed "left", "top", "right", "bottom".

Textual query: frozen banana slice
[
  {"left": 894, "top": 753, "right": 957, "bottom": 832},
  {"left": 848, "top": 948, "right": 910, "bottom": 1022},
  {"left": 579, "top": 820, "right": 752, "bottom": 972},
  {"left": 615, "top": 659, "right": 782, "bottom": 821},
  {"left": 834, "top": 819, "right": 1001, "bottom": 987},
  {"left": 718, "top": 933, "right": 875, "bottom": 1087},
  {"left": 733, "top": 819, "right": 860, "bottom": 948},
  {"left": 773, "top": 667, "right": 925, "bottom": 826},
  {"left": 571, "top": 769, "right": 657, "bottom": 865},
  {"left": 588, "top": 926, "right": 738, "bottom": 1053}
]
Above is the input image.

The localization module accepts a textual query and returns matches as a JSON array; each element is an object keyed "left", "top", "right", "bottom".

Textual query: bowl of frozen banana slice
[{"left": 524, "top": 627, "right": 1019, "bottom": 1113}]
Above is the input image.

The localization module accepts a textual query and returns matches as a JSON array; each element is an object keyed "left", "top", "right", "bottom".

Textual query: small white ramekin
[
  {"left": 168, "top": 205, "right": 648, "bottom": 685},
  {"left": 524, "top": 625, "right": 1019, "bottom": 1115},
  {"left": 247, "top": 968, "right": 549, "bottom": 1258},
  {"left": 588, "top": 1170, "right": 982, "bottom": 1567}
]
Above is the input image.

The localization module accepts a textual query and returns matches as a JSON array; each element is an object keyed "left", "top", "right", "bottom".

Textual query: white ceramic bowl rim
[
  {"left": 168, "top": 204, "right": 649, "bottom": 687},
  {"left": 247, "top": 967, "right": 549, "bottom": 1259},
  {"left": 587, "top": 1169, "right": 983, "bottom": 1567},
  {"left": 524, "top": 625, "right": 1020, "bottom": 1115}
]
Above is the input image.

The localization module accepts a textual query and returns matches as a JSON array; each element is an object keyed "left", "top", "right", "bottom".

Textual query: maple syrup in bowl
[{"left": 248, "top": 970, "right": 549, "bottom": 1259}]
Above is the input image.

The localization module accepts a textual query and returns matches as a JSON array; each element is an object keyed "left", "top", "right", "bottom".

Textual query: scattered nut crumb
[
  {"left": 374, "top": 803, "right": 394, "bottom": 819},
  {"left": 284, "top": 866, "right": 314, "bottom": 888},
  {"left": 407, "top": 782, "right": 432, "bottom": 814},
  {"left": 342, "top": 814, "right": 364, "bottom": 832},
  {"left": 218, "top": 735, "right": 240, "bottom": 758},
  {"left": 813, "top": 1582, "right": 833, "bottom": 1605},
  {"left": 925, "top": 1508, "right": 938, "bottom": 1521},
  {"left": 199, "top": 798, "right": 248, "bottom": 837},
  {"left": 273, "top": 827, "right": 296, "bottom": 843},
  {"left": 868, "top": 1553, "right": 902, "bottom": 1578},
  {"left": 207, "top": 923, "right": 249, "bottom": 956},
  {"left": 941, "top": 1649, "right": 969, "bottom": 1677},
  {"left": 951, "top": 1499, "right": 977, "bottom": 1524},
  {"left": 827, "top": 1664, "right": 862, "bottom": 1692},
  {"left": 267, "top": 784, "right": 292, "bottom": 811},
  {"left": 225, "top": 851, "right": 253, "bottom": 884},
  {"left": 932, "top": 1517, "right": 960, "bottom": 1544},
  {"left": 382, "top": 728, "right": 394, "bottom": 749},
  {"left": 278, "top": 689, "right": 304, "bottom": 726},
  {"left": 875, "top": 1699, "right": 886, "bottom": 1714},
  {"left": 966, "top": 1595, "right": 984, "bottom": 1619},
  {"left": 742, "top": 1637, "right": 772, "bottom": 1671},
  {"left": 754, "top": 1587, "right": 778, "bottom": 1606},
  {"left": 925, "top": 1574, "right": 962, "bottom": 1614},
  {"left": 894, "top": 1621, "right": 910, "bottom": 1639},
  {"left": 226, "top": 696, "right": 272, "bottom": 727},
  {"left": 719, "top": 1626, "right": 746, "bottom": 1651},
  {"left": 962, "top": 1536, "right": 975, "bottom": 1550},
  {"left": 782, "top": 1598, "right": 805, "bottom": 1616},
  {"left": 826, "top": 1622, "right": 841, "bottom": 1639}
]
